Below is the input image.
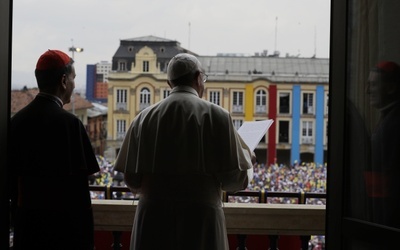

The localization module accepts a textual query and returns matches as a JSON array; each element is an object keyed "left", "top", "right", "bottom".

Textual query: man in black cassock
[
  {"left": 9, "top": 49, "right": 100, "bottom": 250},
  {"left": 365, "top": 61, "right": 400, "bottom": 228}
]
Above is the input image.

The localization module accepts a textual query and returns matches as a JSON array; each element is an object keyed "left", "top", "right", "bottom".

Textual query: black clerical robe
[{"left": 9, "top": 94, "right": 100, "bottom": 250}]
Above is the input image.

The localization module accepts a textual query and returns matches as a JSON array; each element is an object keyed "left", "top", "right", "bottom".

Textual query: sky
[{"left": 12, "top": 0, "right": 331, "bottom": 91}]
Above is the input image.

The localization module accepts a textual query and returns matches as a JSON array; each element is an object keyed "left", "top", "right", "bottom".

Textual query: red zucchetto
[
  {"left": 36, "top": 49, "right": 71, "bottom": 70},
  {"left": 376, "top": 61, "right": 400, "bottom": 74}
]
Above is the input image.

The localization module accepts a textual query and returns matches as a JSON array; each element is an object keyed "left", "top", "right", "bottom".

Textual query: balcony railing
[
  {"left": 90, "top": 186, "right": 326, "bottom": 250},
  {"left": 116, "top": 102, "right": 127, "bottom": 110}
]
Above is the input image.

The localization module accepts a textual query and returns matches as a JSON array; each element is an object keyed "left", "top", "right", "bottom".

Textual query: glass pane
[
  {"left": 279, "top": 92, "right": 290, "bottom": 114},
  {"left": 346, "top": 0, "right": 400, "bottom": 229}
]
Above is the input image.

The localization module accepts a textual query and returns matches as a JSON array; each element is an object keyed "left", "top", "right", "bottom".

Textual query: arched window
[
  {"left": 139, "top": 88, "right": 151, "bottom": 111},
  {"left": 255, "top": 89, "right": 267, "bottom": 113}
]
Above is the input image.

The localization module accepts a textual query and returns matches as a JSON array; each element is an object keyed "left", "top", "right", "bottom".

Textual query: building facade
[
  {"left": 105, "top": 36, "right": 329, "bottom": 167},
  {"left": 87, "top": 102, "right": 108, "bottom": 155},
  {"left": 86, "top": 61, "right": 112, "bottom": 103}
]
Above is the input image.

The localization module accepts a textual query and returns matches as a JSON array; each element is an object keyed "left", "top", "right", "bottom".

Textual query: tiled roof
[
  {"left": 11, "top": 88, "right": 93, "bottom": 115},
  {"left": 11, "top": 88, "right": 38, "bottom": 114},
  {"left": 197, "top": 56, "right": 329, "bottom": 83},
  {"left": 64, "top": 94, "right": 94, "bottom": 111},
  {"left": 87, "top": 102, "right": 108, "bottom": 118}
]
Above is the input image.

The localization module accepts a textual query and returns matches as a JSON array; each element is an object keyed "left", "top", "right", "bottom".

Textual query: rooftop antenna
[
  {"left": 274, "top": 17, "right": 278, "bottom": 53},
  {"left": 297, "top": 22, "right": 301, "bottom": 57},
  {"left": 188, "top": 22, "right": 191, "bottom": 50},
  {"left": 313, "top": 25, "right": 317, "bottom": 57}
]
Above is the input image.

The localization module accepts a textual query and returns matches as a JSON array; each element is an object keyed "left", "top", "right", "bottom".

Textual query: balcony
[
  {"left": 255, "top": 105, "right": 267, "bottom": 114},
  {"left": 301, "top": 137, "right": 314, "bottom": 144},
  {"left": 116, "top": 103, "right": 127, "bottom": 111},
  {"left": 90, "top": 186, "right": 326, "bottom": 250},
  {"left": 232, "top": 105, "right": 244, "bottom": 113}
]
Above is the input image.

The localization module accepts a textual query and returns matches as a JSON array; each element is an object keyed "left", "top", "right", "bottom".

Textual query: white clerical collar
[
  {"left": 171, "top": 85, "right": 199, "bottom": 97},
  {"left": 378, "top": 100, "right": 399, "bottom": 113}
]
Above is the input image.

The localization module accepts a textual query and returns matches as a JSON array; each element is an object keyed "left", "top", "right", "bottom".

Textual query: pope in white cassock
[{"left": 113, "top": 53, "right": 256, "bottom": 250}]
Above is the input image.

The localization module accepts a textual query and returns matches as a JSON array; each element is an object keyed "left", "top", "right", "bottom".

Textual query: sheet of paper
[{"left": 237, "top": 119, "right": 274, "bottom": 151}]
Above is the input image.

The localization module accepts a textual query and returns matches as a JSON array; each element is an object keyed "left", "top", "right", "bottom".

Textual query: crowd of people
[
  {"left": 232, "top": 161, "right": 327, "bottom": 205},
  {"left": 251, "top": 161, "right": 327, "bottom": 194}
]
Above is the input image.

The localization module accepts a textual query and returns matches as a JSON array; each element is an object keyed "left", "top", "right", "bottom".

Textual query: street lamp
[
  {"left": 69, "top": 46, "right": 84, "bottom": 60},
  {"left": 68, "top": 41, "right": 84, "bottom": 115}
]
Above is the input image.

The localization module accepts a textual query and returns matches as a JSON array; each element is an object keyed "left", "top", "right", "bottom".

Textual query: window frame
[
  {"left": 302, "top": 91, "right": 315, "bottom": 115},
  {"left": 232, "top": 90, "right": 244, "bottom": 113},
  {"left": 115, "top": 88, "right": 128, "bottom": 110},
  {"left": 255, "top": 89, "right": 267, "bottom": 114}
]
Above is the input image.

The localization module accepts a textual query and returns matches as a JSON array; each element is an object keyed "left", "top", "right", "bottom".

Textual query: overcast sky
[{"left": 12, "top": 0, "right": 331, "bottom": 91}]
